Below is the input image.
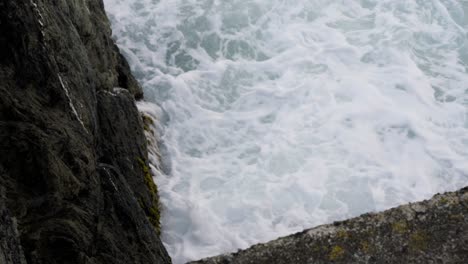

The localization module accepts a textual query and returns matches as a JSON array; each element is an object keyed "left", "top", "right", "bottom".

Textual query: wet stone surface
[{"left": 0, "top": 0, "right": 170, "bottom": 263}]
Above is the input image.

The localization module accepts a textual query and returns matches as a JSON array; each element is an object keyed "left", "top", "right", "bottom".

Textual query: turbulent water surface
[{"left": 104, "top": 0, "right": 468, "bottom": 262}]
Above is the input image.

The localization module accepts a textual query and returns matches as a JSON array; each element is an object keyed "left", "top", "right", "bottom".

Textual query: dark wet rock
[
  {"left": 0, "top": 0, "right": 169, "bottom": 263},
  {"left": 192, "top": 187, "right": 468, "bottom": 264},
  {"left": 0, "top": 188, "right": 27, "bottom": 264}
]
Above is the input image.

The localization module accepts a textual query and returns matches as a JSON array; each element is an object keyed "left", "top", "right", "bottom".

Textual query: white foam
[{"left": 104, "top": 0, "right": 468, "bottom": 263}]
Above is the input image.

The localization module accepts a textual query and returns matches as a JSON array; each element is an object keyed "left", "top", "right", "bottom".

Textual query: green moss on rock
[
  {"left": 142, "top": 114, "right": 155, "bottom": 133},
  {"left": 137, "top": 157, "right": 161, "bottom": 235}
]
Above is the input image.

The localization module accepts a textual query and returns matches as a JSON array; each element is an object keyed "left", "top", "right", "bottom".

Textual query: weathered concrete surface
[
  {"left": 192, "top": 187, "right": 468, "bottom": 264},
  {"left": 0, "top": 0, "right": 170, "bottom": 263}
]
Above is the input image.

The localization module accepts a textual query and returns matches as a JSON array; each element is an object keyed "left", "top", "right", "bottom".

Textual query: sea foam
[{"left": 104, "top": 0, "right": 468, "bottom": 263}]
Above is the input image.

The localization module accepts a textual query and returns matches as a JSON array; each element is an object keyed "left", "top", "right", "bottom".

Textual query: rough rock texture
[
  {"left": 0, "top": 0, "right": 170, "bottom": 263},
  {"left": 192, "top": 187, "right": 468, "bottom": 264},
  {"left": 0, "top": 189, "right": 27, "bottom": 264}
]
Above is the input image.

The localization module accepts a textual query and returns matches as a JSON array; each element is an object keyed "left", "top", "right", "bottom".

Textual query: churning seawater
[{"left": 104, "top": 0, "right": 468, "bottom": 262}]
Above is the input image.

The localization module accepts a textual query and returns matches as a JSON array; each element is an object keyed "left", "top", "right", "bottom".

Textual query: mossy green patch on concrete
[
  {"left": 449, "top": 214, "right": 464, "bottom": 221},
  {"left": 310, "top": 243, "right": 327, "bottom": 253},
  {"left": 409, "top": 231, "right": 429, "bottom": 251},
  {"left": 360, "top": 241, "right": 370, "bottom": 253},
  {"left": 336, "top": 229, "right": 349, "bottom": 240},
  {"left": 439, "top": 196, "right": 449, "bottom": 205},
  {"left": 392, "top": 221, "right": 408, "bottom": 234},
  {"left": 329, "top": 245, "right": 345, "bottom": 261}
]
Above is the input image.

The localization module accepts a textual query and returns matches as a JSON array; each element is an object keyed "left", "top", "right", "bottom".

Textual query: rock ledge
[{"left": 192, "top": 187, "right": 468, "bottom": 264}]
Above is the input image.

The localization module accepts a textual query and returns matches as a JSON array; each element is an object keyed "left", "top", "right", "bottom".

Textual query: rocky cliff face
[
  {"left": 0, "top": 0, "right": 170, "bottom": 263},
  {"left": 192, "top": 187, "right": 468, "bottom": 264}
]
